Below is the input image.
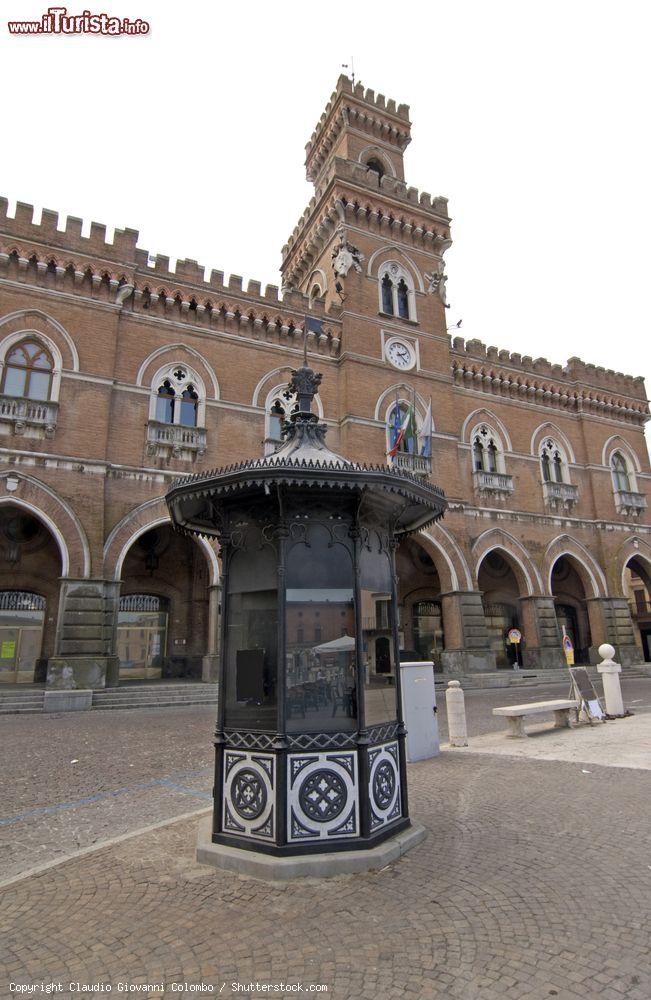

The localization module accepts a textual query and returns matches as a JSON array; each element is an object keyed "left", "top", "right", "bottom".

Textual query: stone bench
[{"left": 493, "top": 699, "right": 579, "bottom": 738}]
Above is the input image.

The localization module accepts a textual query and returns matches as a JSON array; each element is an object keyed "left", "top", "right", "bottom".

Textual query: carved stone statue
[{"left": 424, "top": 268, "right": 449, "bottom": 307}]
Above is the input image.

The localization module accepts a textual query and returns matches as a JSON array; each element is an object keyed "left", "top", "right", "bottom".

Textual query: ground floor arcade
[{"left": 1, "top": 487, "right": 650, "bottom": 688}]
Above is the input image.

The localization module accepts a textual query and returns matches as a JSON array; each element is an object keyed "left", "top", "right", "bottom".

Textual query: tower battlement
[{"left": 305, "top": 75, "right": 412, "bottom": 186}]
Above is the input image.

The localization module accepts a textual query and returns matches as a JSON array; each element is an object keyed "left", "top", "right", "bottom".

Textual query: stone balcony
[
  {"left": 542, "top": 480, "right": 579, "bottom": 511},
  {"left": 145, "top": 421, "right": 207, "bottom": 462},
  {"left": 391, "top": 452, "right": 431, "bottom": 477},
  {"left": 473, "top": 470, "right": 514, "bottom": 498},
  {"left": 0, "top": 394, "right": 58, "bottom": 439},
  {"left": 615, "top": 489, "right": 647, "bottom": 517}
]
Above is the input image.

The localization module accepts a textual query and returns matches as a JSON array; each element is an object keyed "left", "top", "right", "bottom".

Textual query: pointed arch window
[
  {"left": 611, "top": 452, "right": 631, "bottom": 493},
  {"left": 179, "top": 386, "right": 198, "bottom": 427},
  {"left": 265, "top": 387, "right": 299, "bottom": 455},
  {"left": 156, "top": 380, "right": 176, "bottom": 423},
  {"left": 472, "top": 425, "right": 503, "bottom": 473},
  {"left": 2, "top": 339, "right": 53, "bottom": 401},
  {"left": 381, "top": 274, "right": 393, "bottom": 314},
  {"left": 540, "top": 439, "right": 567, "bottom": 484},
  {"left": 378, "top": 262, "right": 416, "bottom": 321},
  {"left": 470, "top": 423, "right": 513, "bottom": 495},
  {"left": 397, "top": 279, "right": 410, "bottom": 319}
]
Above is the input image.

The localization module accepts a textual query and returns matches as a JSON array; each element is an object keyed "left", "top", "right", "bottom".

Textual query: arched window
[
  {"left": 265, "top": 388, "right": 298, "bottom": 455},
  {"left": 381, "top": 274, "right": 393, "bottom": 314},
  {"left": 397, "top": 279, "right": 410, "bottom": 319},
  {"left": 179, "top": 386, "right": 198, "bottom": 427},
  {"left": 156, "top": 380, "right": 175, "bottom": 423},
  {"left": 366, "top": 158, "right": 385, "bottom": 180},
  {"left": 1, "top": 339, "right": 53, "bottom": 400},
  {"left": 472, "top": 425, "right": 504, "bottom": 473},
  {"left": 378, "top": 262, "right": 416, "bottom": 321},
  {"left": 150, "top": 366, "right": 203, "bottom": 429},
  {"left": 612, "top": 452, "right": 631, "bottom": 492},
  {"left": 540, "top": 439, "right": 567, "bottom": 484}
]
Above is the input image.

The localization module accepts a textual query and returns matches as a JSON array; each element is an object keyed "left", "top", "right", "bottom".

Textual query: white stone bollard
[
  {"left": 597, "top": 643, "right": 625, "bottom": 717},
  {"left": 446, "top": 680, "right": 468, "bottom": 747}
]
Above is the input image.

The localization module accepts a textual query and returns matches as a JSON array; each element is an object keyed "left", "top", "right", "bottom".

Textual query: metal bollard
[
  {"left": 597, "top": 643, "right": 625, "bottom": 717},
  {"left": 446, "top": 679, "right": 468, "bottom": 746}
]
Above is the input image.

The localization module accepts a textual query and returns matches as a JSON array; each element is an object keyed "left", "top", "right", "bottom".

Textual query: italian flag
[{"left": 389, "top": 404, "right": 416, "bottom": 458}]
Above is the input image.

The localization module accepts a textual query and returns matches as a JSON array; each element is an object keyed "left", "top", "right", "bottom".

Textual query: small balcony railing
[
  {"left": 362, "top": 615, "right": 401, "bottom": 632},
  {"left": 543, "top": 481, "right": 579, "bottom": 508},
  {"left": 615, "top": 490, "right": 647, "bottom": 515},
  {"left": 146, "top": 420, "right": 207, "bottom": 460},
  {"left": 473, "top": 470, "right": 514, "bottom": 495},
  {"left": 391, "top": 452, "right": 431, "bottom": 476},
  {"left": 0, "top": 394, "right": 58, "bottom": 438}
]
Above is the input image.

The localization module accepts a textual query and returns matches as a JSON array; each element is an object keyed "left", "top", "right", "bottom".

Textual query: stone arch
[
  {"left": 0, "top": 308, "right": 79, "bottom": 386},
  {"left": 103, "top": 497, "right": 219, "bottom": 586},
  {"left": 602, "top": 434, "right": 642, "bottom": 473},
  {"left": 530, "top": 421, "right": 577, "bottom": 465},
  {"left": 543, "top": 535, "right": 606, "bottom": 598},
  {"left": 358, "top": 145, "right": 397, "bottom": 178},
  {"left": 303, "top": 268, "right": 328, "bottom": 300},
  {"left": 366, "top": 245, "right": 425, "bottom": 291},
  {"left": 136, "top": 344, "right": 220, "bottom": 399},
  {"left": 460, "top": 408, "right": 513, "bottom": 451},
  {"left": 616, "top": 536, "right": 651, "bottom": 596},
  {"left": 472, "top": 529, "right": 542, "bottom": 596},
  {"left": 252, "top": 367, "right": 324, "bottom": 418},
  {"left": 374, "top": 383, "right": 431, "bottom": 423},
  {"left": 0, "top": 471, "right": 91, "bottom": 577},
  {"left": 418, "top": 524, "right": 473, "bottom": 592}
]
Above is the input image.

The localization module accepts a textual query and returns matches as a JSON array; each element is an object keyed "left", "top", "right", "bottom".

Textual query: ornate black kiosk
[{"left": 166, "top": 364, "right": 446, "bottom": 873}]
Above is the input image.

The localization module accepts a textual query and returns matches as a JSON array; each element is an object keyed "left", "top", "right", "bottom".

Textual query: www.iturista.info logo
[{"left": 7, "top": 6, "right": 150, "bottom": 35}]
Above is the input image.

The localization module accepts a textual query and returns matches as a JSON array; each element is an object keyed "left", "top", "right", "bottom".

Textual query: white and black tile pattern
[
  {"left": 368, "top": 741, "right": 402, "bottom": 832},
  {"left": 222, "top": 750, "right": 275, "bottom": 841},
  {"left": 287, "top": 751, "right": 359, "bottom": 842}
]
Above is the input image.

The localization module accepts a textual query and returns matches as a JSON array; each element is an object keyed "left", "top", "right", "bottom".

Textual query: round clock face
[{"left": 386, "top": 338, "right": 415, "bottom": 370}]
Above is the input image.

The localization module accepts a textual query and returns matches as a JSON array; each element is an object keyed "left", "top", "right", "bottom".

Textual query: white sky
[{"left": 2, "top": 0, "right": 650, "bottom": 443}]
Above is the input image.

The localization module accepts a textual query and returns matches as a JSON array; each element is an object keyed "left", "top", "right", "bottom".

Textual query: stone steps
[
  {"left": 92, "top": 684, "right": 218, "bottom": 711},
  {"left": 0, "top": 690, "right": 45, "bottom": 714}
]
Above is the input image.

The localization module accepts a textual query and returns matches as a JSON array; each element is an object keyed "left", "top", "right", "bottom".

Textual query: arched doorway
[
  {"left": 118, "top": 524, "right": 210, "bottom": 681},
  {"left": 117, "top": 594, "right": 169, "bottom": 680},
  {"left": 477, "top": 550, "right": 523, "bottom": 668},
  {"left": 550, "top": 556, "right": 592, "bottom": 665},
  {"left": 0, "top": 505, "right": 62, "bottom": 684},
  {"left": 396, "top": 538, "right": 445, "bottom": 668},
  {"left": 624, "top": 556, "right": 651, "bottom": 662}
]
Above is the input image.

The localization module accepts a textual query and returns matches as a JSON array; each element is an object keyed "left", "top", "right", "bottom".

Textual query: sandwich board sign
[
  {"left": 562, "top": 633, "right": 574, "bottom": 666},
  {"left": 569, "top": 667, "right": 605, "bottom": 721}
]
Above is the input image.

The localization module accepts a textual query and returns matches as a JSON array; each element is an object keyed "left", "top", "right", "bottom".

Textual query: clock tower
[{"left": 280, "top": 74, "right": 453, "bottom": 464}]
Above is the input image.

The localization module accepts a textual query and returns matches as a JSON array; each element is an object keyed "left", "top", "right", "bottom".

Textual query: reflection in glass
[
  {"left": 224, "top": 538, "right": 278, "bottom": 729},
  {"left": 360, "top": 535, "right": 399, "bottom": 726},
  {"left": 285, "top": 524, "right": 357, "bottom": 733}
]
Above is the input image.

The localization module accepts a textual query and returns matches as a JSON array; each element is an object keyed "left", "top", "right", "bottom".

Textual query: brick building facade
[{"left": 0, "top": 75, "right": 650, "bottom": 689}]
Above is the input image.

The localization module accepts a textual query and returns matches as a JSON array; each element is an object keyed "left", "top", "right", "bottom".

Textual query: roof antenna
[{"left": 342, "top": 57, "right": 355, "bottom": 86}]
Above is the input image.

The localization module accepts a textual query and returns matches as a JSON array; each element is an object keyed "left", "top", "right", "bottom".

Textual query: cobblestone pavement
[
  {"left": 2, "top": 679, "right": 649, "bottom": 883},
  {"left": 1, "top": 752, "right": 650, "bottom": 1000}
]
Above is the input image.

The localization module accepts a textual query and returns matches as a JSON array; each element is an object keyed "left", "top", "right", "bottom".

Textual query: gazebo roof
[{"left": 166, "top": 363, "right": 447, "bottom": 538}]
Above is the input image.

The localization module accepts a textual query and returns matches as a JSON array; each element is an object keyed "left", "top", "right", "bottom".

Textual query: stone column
[
  {"left": 440, "top": 591, "right": 496, "bottom": 673},
  {"left": 47, "top": 579, "right": 120, "bottom": 690},
  {"left": 585, "top": 597, "right": 642, "bottom": 666},
  {"left": 202, "top": 583, "right": 221, "bottom": 682},
  {"left": 518, "top": 596, "right": 563, "bottom": 669}
]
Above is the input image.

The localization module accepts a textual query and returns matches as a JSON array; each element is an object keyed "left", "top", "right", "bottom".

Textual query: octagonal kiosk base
[{"left": 196, "top": 814, "right": 427, "bottom": 880}]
